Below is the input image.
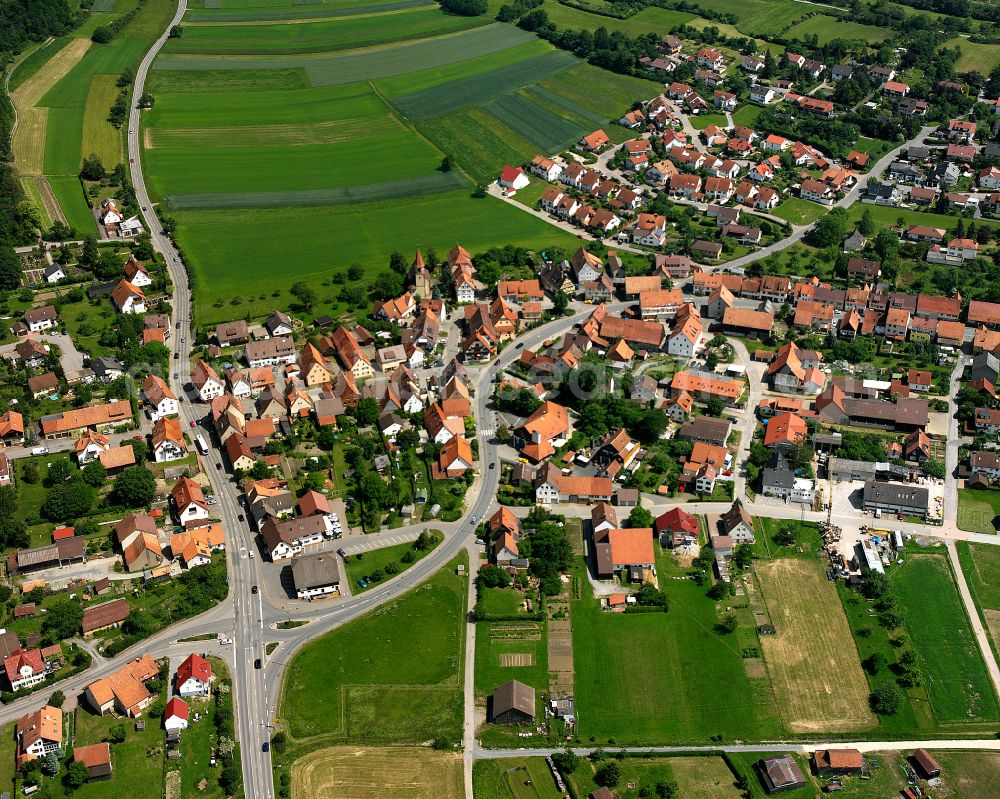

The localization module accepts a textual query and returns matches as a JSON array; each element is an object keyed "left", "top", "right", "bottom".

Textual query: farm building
[
  {"left": 492, "top": 679, "right": 535, "bottom": 724},
  {"left": 756, "top": 756, "right": 806, "bottom": 793}
]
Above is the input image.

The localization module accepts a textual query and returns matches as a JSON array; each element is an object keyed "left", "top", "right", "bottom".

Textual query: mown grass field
[
  {"left": 566, "top": 756, "right": 744, "bottom": 799},
  {"left": 755, "top": 558, "right": 875, "bottom": 733},
  {"left": 81, "top": 74, "right": 124, "bottom": 169},
  {"left": 943, "top": 37, "right": 1000, "bottom": 75},
  {"left": 539, "top": 1, "right": 694, "bottom": 36},
  {"left": 571, "top": 550, "right": 782, "bottom": 743},
  {"left": 280, "top": 555, "right": 467, "bottom": 743},
  {"left": 164, "top": 7, "right": 487, "bottom": 55},
  {"left": 892, "top": 553, "right": 999, "bottom": 724},
  {"left": 293, "top": 747, "right": 463, "bottom": 799},
  {"left": 957, "top": 489, "right": 1000, "bottom": 535},
  {"left": 773, "top": 198, "right": 828, "bottom": 225},
  {"left": 784, "top": 14, "right": 892, "bottom": 44},
  {"left": 957, "top": 541, "right": 1000, "bottom": 656},
  {"left": 933, "top": 751, "right": 1000, "bottom": 799}
]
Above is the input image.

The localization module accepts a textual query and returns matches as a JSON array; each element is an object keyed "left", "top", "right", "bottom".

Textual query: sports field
[
  {"left": 755, "top": 559, "right": 875, "bottom": 733},
  {"left": 279, "top": 557, "right": 467, "bottom": 743},
  {"left": 892, "top": 553, "right": 999, "bottom": 724},
  {"left": 571, "top": 552, "right": 782, "bottom": 743},
  {"left": 292, "top": 747, "right": 462, "bottom": 799}
]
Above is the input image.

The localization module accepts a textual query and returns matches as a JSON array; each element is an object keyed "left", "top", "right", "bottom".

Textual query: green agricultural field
[
  {"left": 187, "top": 0, "right": 429, "bottom": 22},
  {"left": 81, "top": 74, "right": 124, "bottom": 169},
  {"left": 892, "top": 552, "right": 999, "bottom": 724},
  {"left": 417, "top": 109, "right": 538, "bottom": 184},
  {"left": 375, "top": 37, "right": 552, "bottom": 97},
  {"left": 164, "top": 8, "right": 486, "bottom": 56},
  {"left": 47, "top": 175, "right": 95, "bottom": 234},
  {"left": 773, "top": 198, "right": 828, "bottom": 225},
  {"left": 481, "top": 92, "right": 587, "bottom": 152},
  {"left": 174, "top": 192, "right": 580, "bottom": 322},
  {"left": 8, "top": 36, "right": 71, "bottom": 92},
  {"left": 571, "top": 552, "right": 782, "bottom": 743},
  {"left": 391, "top": 50, "right": 579, "bottom": 120},
  {"left": 146, "top": 65, "right": 311, "bottom": 92},
  {"left": 539, "top": 1, "right": 694, "bottom": 36},
  {"left": 957, "top": 489, "right": 1000, "bottom": 535},
  {"left": 684, "top": 0, "right": 813, "bottom": 36},
  {"left": 932, "top": 751, "right": 1000, "bottom": 799},
  {"left": 784, "top": 14, "right": 892, "bottom": 44},
  {"left": 280, "top": 555, "right": 467, "bottom": 743},
  {"left": 942, "top": 37, "right": 1000, "bottom": 75},
  {"left": 536, "top": 63, "right": 661, "bottom": 119}
]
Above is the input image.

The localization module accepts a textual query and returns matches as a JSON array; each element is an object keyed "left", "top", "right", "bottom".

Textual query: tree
[
  {"left": 627, "top": 506, "right": 654, "bottom": 528},
  {"left": 705, "top": 397, "right": 725, "bottom": 418},
  {"left": 860, "top": 569, "right": 891, "bottom": 599},
  {"left": 551, "top": 749, "right": 580, "bottom": 776},
  {"left": 655, "top": 780, "right": 678, "bottom": 799},
  {"left": 80, "top": 153, "right": 106, "bottom": 181},
  {"left": 0, "top": 246, "right": 22, "bottom": 291},
  {"left": 440, "top": 0, "right": 487, "bottom": 13},
  {"left": 858, "top": 207, "right": 876, "bottom": 237},
  {"left": 91, "top": 25, "right": 112, "bottom": 43},
  {"left": 715, "top": 612, "right": 738, "bottom": 634},
  {"left": 495, "top": 424, "right": 511, "bottom": 443},
  {"left": 347, "top": 264, "right": 364, "bottom": 281},
  {"left": 81, "top": 461, "right": 107, "bottom": 488},
  {"left": 354, "top": 397, "right": 379, "bottom": 425},
  {"left": 42, "top": 481, "right": 95, "bottom": 522},
  {"left": 112, "top": 467, "right": 155, "bottom": 508},
  {"left": 807, "top": 207, "right": 850, "bottom": 247},
  {"left": 731, "top": 543, "right": 753, "bottom": 570},
  {"left": 477, "top": 564, "right": 511, "bottom": 588},
  {"left": 48, "top": 690, "right": 65, "bottom": 708},
  {"left": 869, "top": 682, "right": 903, "bottom": 715},
  {"left": 109, "top": 722, "right": 127, "bottom": 744},
  {"left": 270, "top": 731, "right": 287, "bottom": 754},
  {"left": 289, "top": 281, "right": 315, "bottom": 311},
  {"left": 43, "top": 750, "right": 61, "bottom": 776},
  {"left": 862, "top": 652, "right": 887, "bottom": 674},
  {"left": 42, "top": 599, "right": 84, "bottom": 639},
  {"left": 594, "top": 761, "right": 621, "bottom": 788},
  {"left": 552, "top": 290, "right": 569, "bottom": 315},
  {"left": 169, "top": 24, "right": 183, "bottom": 37},
  {"left": 773, "top": 524, "right": 797, "bottom": 547},
  {"left": 441, "top": 156, "right": 453, "bottom": 172},
  {"left": 64, "top": 760, "right": 89, "bottom": 790},
  {"left": 21, "top": 461, "right": 40, "bottom": 484}
]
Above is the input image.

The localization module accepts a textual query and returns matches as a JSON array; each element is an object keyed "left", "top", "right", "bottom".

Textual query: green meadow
[
  {"left": 173, "top": 193, "right": 581, "bottom": 322},
  {"left": 163, "top": 8, "right": 487, "bottom": 55}
]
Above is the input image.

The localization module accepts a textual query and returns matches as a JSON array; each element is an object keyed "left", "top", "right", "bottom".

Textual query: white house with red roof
[
  {"left": 176, "top": 653, "right": 213, "bottom": 697},
  {"left": 4, "top": 648, "right": 45, "bottom": 691},
  {"left": 498, "top": 166, "right": 530, "bottom": 191},
  {"left": 163, "top": 697, "right": 189, "bottom": 732}
]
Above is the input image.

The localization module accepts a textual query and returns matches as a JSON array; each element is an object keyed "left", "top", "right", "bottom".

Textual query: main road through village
[{"left": 3, "top": 5, "right": 1000, "bottom": 797}]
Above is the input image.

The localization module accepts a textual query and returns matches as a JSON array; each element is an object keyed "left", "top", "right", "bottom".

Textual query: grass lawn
[
  {"left": 477, "top": 586, "right": 529, "bottom": 617},
  {"left": 54, "top": 678, "right": 168, "bottom": 799},
  {"left": 473, "top": 758, "right": 567, "bottom": 799},
  {"left": 730, "top": 104, "right": 761, "bottom": 128},
  {"left": 510, "top": 178, "right": 550, "bottom": 211},
  {"left": 892, "top": 552, "right": 999, "bottom": 724},
  {"left": 754, "top": 558, "right": 875, "bottom": 733},
  {"left": 957, "top": 488, "right": 1000, "bottom": 535},
  {"left": 279, "top": 554, "right": 467, "bottom": 743},
  {"left": 847, "top": 202, "right": 1000, "bottom": 232},
  {"left": 173, "top": 192, "right": 581, "bottom": 325},
  {"left": 343, "top": 530, "right": 442, "bottom": 593},
  {"left": 567, "top": 756, "right": 744, "bottom": 799},
  {"left": 13, "top": 453, "right": 76, "bottom": 524},
  {"left": 931, "top": 750, "right": 1000, "bottom": 799},
  {"left": 773, "top": 198, "right": 828, "bottom": 226},
  {"left": 689, "top": 112, "right": 727, "bottom": 131},
  {"left": 571, "top": 547, "right": 782, "bottom": 744}
]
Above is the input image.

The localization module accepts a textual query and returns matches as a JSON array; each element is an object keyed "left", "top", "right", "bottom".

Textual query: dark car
[
  {"left": 251, "top": 585, "right": 258, "bottom": 594},
  {"left": 489, "top": 463, "right": 495, "bottom": 470},
  {"left": 262, "top": 742, "right": 269, "bottom": 752},
  {"left": 215, "top": 463, "right": 222, "bottom": 470},
  {"left": 238, "top": 514, "right": 245, "bottom": 522},
  {"left": 254, "top": 658, "right": 262, "bottom": 669},
  {"left": 337, "top": 548, "right": 347, "bottom": 558},
  {"left": 516, "top": 342, "right": 524, "bottom": 349}
]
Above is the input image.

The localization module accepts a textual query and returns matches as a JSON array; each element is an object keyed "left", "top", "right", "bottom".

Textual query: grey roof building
[
  {"left": 862, "top": 479, "right": 929, "bottom": 517},
  {"left": 492, "top": 679, "right": 536, "bottom": 724},
  {"left": 291, "top": 552, "right": 342, "bottom": 599}
]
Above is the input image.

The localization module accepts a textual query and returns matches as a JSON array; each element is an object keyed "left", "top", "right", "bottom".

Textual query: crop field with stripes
[{"left": 144, "top": 0, "right": 650, "bottom": 321}]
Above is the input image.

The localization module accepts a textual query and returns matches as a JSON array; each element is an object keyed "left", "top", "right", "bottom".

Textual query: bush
[
  {"left": 595, "top": 761, "right": 621, "bottom": 788},
  {"left": 870, "top": 682, "right": 903, "bottom": 715}
]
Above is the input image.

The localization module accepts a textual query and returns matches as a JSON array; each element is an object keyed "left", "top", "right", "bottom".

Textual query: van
[{"left": 30, "top": 447, "right": 48, "bottom": 456}]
